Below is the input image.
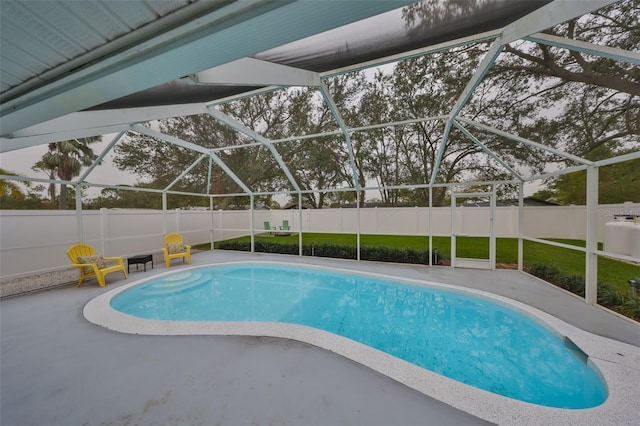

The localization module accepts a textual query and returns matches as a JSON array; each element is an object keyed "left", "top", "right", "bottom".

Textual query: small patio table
[{"left": 127, "top": 254, "right": 153, "bottom": 273}]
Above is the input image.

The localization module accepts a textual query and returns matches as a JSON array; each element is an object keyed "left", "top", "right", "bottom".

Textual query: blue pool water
[{"left": 111, "top": 263, "right": 607, "bottom": 408}]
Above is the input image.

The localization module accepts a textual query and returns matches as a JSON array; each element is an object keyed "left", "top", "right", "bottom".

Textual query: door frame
[{"left": 450, "top": 188, "right": 496, "bottom": 269}]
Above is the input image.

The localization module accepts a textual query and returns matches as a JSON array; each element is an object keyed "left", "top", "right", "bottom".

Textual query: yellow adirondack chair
[
  {"left": 66, "top": 244, "right": 128, "bottom": 287},
  {"left": 162, "top": 233, "right": 192, "bottom": 268}
]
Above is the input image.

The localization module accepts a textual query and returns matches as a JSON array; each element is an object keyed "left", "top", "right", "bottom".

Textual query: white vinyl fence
[{"left": 1, "top": 203, "right": 638, "bottom": 279}]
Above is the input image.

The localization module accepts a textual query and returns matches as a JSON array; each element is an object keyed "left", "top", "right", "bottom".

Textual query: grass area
[{"left": 199, "top": 233, "right": 638, "bottom": 296}]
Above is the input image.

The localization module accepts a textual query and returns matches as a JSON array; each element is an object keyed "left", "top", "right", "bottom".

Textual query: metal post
[
  {"left": 210, "top": 197, "right": 215, "bottom": 251},
  {"left": 100, "top": 207, "right": 108, "bottom": 256},
  {"left": 518, "top": 183, "right": 524, "bottom": 271},
  {"left": 298, "top": 193, "right": 303, "bottom": 256},
  {"left": 585, "top": 166, "right": 599, "bottom": 305},
  {"left": 162, "top": 192, "right": 168, "bottom": 236},
  {"left": 490, "top": 184, "right": 496, "bottom": 270},
  {"left": 75, "top": 184, "right": 83, "bottom": 243},
  {"left": 250, "top": 194, "right": 255, "bottom": 253},
  {"left": 356, "top": 190, "right": 361, "bottom": 261},
  {"left": 451, "top": 191, "right": 456, "bottom": 268},
  {"left": 429, "top": 186, "right": 433, "bottom": 266}
]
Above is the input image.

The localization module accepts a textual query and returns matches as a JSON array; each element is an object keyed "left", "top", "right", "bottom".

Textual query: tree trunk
[{"left": 59, "top": 184, "right": 67, "bottom": 210}]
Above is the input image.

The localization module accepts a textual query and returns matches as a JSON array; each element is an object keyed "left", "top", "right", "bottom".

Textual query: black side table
[{"left": 127, "top": 254, "right": 153, "bottom": 273}]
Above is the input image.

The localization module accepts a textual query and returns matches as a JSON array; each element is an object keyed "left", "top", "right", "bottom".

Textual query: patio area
[{"left": 1, "top": 250, "right": 638, "bottom": 425}]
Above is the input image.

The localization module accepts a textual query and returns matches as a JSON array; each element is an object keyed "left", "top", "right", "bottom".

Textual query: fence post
[
  {"left": 100, "top": 208, "right": 108, "bottom": 255},
  {"left": 218, "top": 209, "right": 223, "bottom": 242},
  {"left": 162, "top": 192, "right": 168, "bottom": 235},
  {"left": 175, "top": 208, "right": 181, "bottom": 234}
]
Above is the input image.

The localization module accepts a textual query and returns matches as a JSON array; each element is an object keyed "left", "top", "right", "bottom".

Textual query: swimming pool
[{"left": 110, "top": 263, "right": 607, "bottom": 409}]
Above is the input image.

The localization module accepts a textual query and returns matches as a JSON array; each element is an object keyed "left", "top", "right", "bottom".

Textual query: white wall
[{"left": 1, "top": 203, "right": 638, "bottom": 279}]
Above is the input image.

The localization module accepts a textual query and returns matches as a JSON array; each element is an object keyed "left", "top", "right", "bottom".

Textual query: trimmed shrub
[
  {"left": 527, "top": 262, "right": 639, "bottom": 321},
  {"left": 217, "top": 240, "right": 440, "bottom": 265}
]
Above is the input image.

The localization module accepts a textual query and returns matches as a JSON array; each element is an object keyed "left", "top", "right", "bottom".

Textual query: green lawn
[{"left": 203, "top": 233, "right": 638, "bottom": 296}]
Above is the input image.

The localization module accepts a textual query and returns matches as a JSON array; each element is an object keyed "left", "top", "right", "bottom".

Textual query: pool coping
[{"left": 84, "top": 260, "right": 640, "bottom": 426}]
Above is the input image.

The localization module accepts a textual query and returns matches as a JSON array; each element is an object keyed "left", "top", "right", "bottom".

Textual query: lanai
[{"left": 1, "top": 0, "right": 639, "bottom": 306}]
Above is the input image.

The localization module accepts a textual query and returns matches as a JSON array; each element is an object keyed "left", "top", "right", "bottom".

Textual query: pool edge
[{"left": 83, "top": 260, "right": 640, "bottom": 426}]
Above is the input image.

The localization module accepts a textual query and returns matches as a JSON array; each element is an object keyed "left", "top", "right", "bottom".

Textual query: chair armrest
[
  {"left": 71, "top": 262, "right": 101, "bottom": 273},
  {"left": 103, "top": 256, "right": 125, "bottom": 266}
]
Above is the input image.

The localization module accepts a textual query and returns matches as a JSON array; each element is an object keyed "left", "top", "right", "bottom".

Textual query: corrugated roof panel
[
  {"left": 0, "top": 40, "right": 51, "bottom": 78},
  {"left": 17, "top": 1, "right": 98, "bottom": 55},
  {"left": 1, "top": 18, "right": 69, "bottom": 70},
  {"left": 0, "top": 63, "right": 24, "bottom": 93},
  {"left": 62, "top": 1, "right": 132, "bottom": 42},
  {"left": 0, "top": 0, "right": 198, "bottom": 99},
  {"left": 146, "top": 0, "right": 195, "bottom": 18},
  {"left": 1, "top": 2, "right": 81, "bottom": 61},
  {"left": 47, "top": 2, "right": 109, "bottom": 50},
  {"left": 76, "top": 1, "right": 153, "bottom": 35}
]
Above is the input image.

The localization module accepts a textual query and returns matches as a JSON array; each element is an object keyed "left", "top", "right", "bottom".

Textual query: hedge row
[
  {"left": 527, "top": 263, "right": 640, "bottom": 321},
  {"left": 217, "top": 240, "right": 441, "bottom": 265}
]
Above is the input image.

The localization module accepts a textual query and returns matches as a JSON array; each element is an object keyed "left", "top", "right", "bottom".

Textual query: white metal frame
[{"left": 0, "top": 1, "right": 637, "bottom": 306}]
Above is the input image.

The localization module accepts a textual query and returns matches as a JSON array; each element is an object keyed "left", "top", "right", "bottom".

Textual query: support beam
[
  {"left": 0, "top": 125, "right": 130, "bottom": 153},
  {"left": 131, "top": 124, "right": 210, "bottom": 155},
  {"left": 429, "top": 120, "right": 452, "bottom": 186},
  {"left": 501, "top": 0, "right": 619, "bottom": 44},
  {"left": 517, "top": 183, "right": 524, "bottom": 272},
  {"left": 585, "top": 166, "right": 599, "bottom": 305},
  {"left": 164, "top": 154, "right": 208, "bottom": 192},
  {"left": 78, "top": 131, "right": 126, "bottom": 182},
  {"left": 452, "top": 120, "right": 523, "bottom": 181},
  {"left": 526, "top": 32, "right": 640, "bottom": 65},
  {"left": 8, "top": 104, "right": 207, "bottom": 140},
  {"left": 319, "top": 81, "right": 360, "bottom": 191},
  {"left": 457, "top": 118, "right": 594, "bottom": 166},
  {"left": 206, "top": 156, "right": 214, "bottom": 195},
  {"left": 447, "top": 41, "right": 504, "bottom": 121},
  {"left": 130, "top": 124, "right": 252, "bottom": 194},
  {"left": 2, "top": 0, "right": 417, "bottom": 135},
  {"left": 595, "top": 150, "right": 640, "bottom": 167},
  {"left": 190, "top": 58, "right": 321, "bottom": 87},
  {"left": 526, "top": 164, "right": 589, "bottom": 182},
  {"left": 207, "top": 107, "right": 302, "bottom": 193},
  {"left": 75, "top": 184, "right": 83, "bottom": 243}
]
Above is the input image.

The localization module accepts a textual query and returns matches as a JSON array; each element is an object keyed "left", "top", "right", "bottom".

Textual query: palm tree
[{"left": 38, "top": 138, "right": 100, "bottom": 209}]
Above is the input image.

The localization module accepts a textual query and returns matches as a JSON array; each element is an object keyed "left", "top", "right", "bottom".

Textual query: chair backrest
[
  {"left": 282, "top": 220, "right": 289, "bottom": 229},
  {"left": 164, "top": 233, "right": 185, "bottom": 245},
  {"left": 264, "top": 221, "right": 271, "bottom": 230},
  {"left": 67, "top": 244, "right": 96, "bottom": 263}
]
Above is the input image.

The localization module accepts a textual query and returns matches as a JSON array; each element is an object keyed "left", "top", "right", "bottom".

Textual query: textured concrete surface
[{"left": 2, "top": 250, "right": 639, "bottom": 425}]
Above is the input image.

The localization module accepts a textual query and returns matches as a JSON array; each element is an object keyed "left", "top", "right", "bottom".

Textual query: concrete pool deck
[{"left": 2, "top": 250, "right": 639, "bottom": 425}]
